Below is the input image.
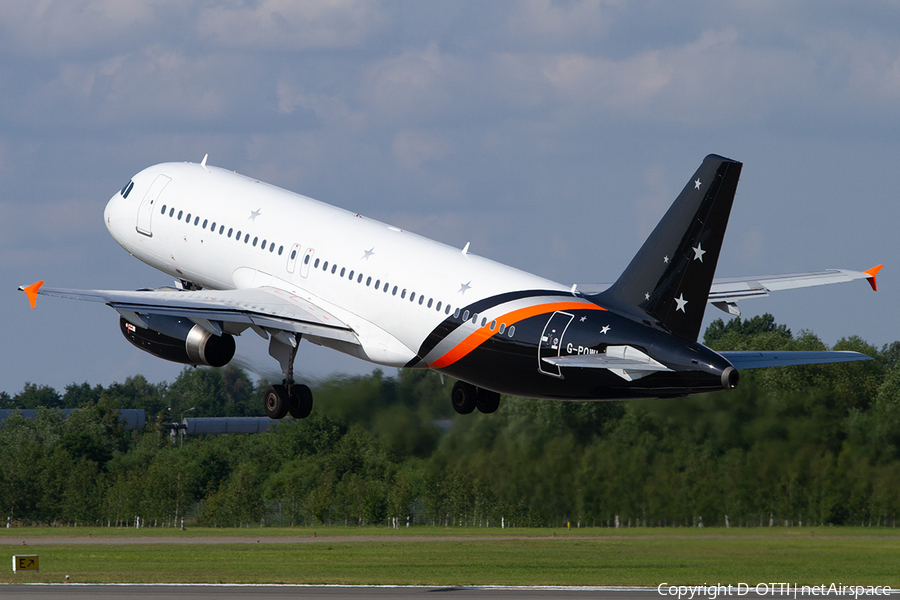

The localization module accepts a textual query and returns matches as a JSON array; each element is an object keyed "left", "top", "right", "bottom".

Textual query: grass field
[{"left": 1, "top": 527, "right": 898, "bottom": 586}]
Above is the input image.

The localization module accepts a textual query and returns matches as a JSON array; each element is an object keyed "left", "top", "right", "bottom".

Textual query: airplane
[{"left": 20, "top": 154, "right": 880, "bottom": 419}]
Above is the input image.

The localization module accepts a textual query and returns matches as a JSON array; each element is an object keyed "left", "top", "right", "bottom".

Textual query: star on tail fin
[{"left": 598, "top": 155, "right": 743, "bottom": 341}]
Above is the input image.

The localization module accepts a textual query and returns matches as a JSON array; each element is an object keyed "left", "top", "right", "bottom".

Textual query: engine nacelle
[{"left": 119, "top": 316, "right": 235, "bottom": 368}]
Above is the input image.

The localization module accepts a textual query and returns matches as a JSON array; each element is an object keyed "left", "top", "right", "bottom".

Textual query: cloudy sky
[{"left": 2, "top": 1, "right": 896, "bottom": 395}]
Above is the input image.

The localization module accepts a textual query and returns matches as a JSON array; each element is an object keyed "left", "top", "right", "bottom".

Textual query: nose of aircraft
[{"left": 105, "top": 180, "right": 133, "bottom": 246}]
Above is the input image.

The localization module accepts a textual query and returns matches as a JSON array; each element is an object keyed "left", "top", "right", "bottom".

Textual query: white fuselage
[{"left": 104, "top": 162, "right": 569, "bottom": 368}]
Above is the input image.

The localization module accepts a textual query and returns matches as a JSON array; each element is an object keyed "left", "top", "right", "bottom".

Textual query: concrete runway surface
[{"left": 2, "top": 586, "right": 895, "bottom": 600}]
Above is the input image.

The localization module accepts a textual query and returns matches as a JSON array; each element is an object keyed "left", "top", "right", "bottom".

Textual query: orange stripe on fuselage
[{"left": 429, "top": 300, "right": 606, "bottom": 369}]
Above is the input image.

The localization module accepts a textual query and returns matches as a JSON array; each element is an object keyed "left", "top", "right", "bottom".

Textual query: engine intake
[{"left": 119, "top": 316, "right": 235, "bottom": 368}]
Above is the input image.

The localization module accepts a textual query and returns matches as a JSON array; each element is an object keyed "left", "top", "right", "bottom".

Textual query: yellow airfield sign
[{"left": 13, "top": 554, "right": 39, "bottom": 572}]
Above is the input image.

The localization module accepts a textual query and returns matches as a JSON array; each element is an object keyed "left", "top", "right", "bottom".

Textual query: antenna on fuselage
[
  {"left": 462, "top": 242, "right": 470, "bottom": 255},
  {"left": 200, "top": 154, "right": 208, "bottom": 169}
]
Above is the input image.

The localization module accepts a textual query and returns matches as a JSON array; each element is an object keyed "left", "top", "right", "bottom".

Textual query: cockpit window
[{"left": 120, "top": 181, "right": 135, "bottom": 199}]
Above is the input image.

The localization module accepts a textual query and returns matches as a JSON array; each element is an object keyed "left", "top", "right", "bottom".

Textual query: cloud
[
  {"left": 196, "top": 0, "right": 380, "bottom": 50},
  {"left": 391, "top": 129, "right": 455, "bottom": 170},
  {"left": 0, "top": 1, "right": 172, "bottom": 57}
]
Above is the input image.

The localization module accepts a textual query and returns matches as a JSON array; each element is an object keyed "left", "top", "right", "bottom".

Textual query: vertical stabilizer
[{"left": 598, "top": 155, "right": 742, "bottom": 341}]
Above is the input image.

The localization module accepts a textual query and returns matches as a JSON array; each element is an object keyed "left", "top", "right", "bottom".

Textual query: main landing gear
[
  {"left": 451, "top": 381, "right": 501, "bottom": 415},
  {"left": 264, "top": 383, "right": 313, "bottom": 419},
  {"left": 263, "top": 331, "right": 313, "bottom": 420}
]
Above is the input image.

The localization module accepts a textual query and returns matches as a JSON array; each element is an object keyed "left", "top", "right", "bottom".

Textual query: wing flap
[
  {"left": 576, "top": 266, "right": 881, "bottom": 314},
  {"left": 709, "top": 267, "right": 881, "bottom": 302},
  {"left": 720, "top": 350, "right": 872, "bottom": 369},
  {"left": 22, "top": 284, "right": 360, "bottom": 345}
]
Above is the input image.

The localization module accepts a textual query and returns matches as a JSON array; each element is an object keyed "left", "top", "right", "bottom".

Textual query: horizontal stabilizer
[
  {"left": 542, "top": 354, "right": 672, "bottom": 371},
  {"left": 543, "top": 345, "right": 673, "bottom": 382},
  {"left": 720, "top": 350, "right": 872, "bottom": 369}
]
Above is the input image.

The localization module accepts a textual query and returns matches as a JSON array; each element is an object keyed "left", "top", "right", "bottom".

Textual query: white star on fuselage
[
  {"left": 664, "top": 255, "right": 670, "bottom": 264},
  {"left": 645, "top": 292, "right": 651, "bottom": 301},
  {"left": 694, "top": 178, "right": 702, "bottom": 190},
  {"left": 692, "top": 243, "right": 706, "bottom": 262},
  {"left": 362, "top": 247, "right": 375, "bottom": 260},
  {"left": 458, "top": 281, "right": 471, "bottom": 294},
  {"left": 580, "top": 316, "right": 587, "bottom": 322},
  {"left": 675, "top": 294, "right": 688, "bottom": 313},
  {"left": 249, "top": 208, "right": 262, "bottom": 221},
  {"left": 600, "top": 325, "right": 610, "bottom": 334}
]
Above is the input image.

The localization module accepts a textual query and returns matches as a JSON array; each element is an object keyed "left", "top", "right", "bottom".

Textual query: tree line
[{"left": 1, "top": 314, "right": 899, "bottom": 529}]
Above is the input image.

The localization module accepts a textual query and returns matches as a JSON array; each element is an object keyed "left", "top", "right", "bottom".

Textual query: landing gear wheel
[
  {"left": 476, "top": 388, "right": 501, "bottom": 414},
  {"left": 451, "top": 381, "right": 477, "bottom": 415},
  {"left": 287, "top": 384, "right": 313, "bottom": 419},
  {"left": 264, "top": 385, "right": 288, "bottom": 419}
]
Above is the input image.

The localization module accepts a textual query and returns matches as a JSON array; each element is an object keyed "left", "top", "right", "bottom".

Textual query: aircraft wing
[
  {"left": 18, "top": 282, "right": 359, "bottom": 345},
  {"left": 718, "top": 350, "right": 872, "bottom": 369},
  {"left": 577, "top": 265, "right": 881, "bottom": 316}
]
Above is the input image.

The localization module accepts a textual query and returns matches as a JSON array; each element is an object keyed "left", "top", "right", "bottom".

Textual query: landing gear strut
[
  {"left": 263, "top": 332, "right": 314, "bottom": 420},
  {"left": 451, "top": 381, "right": 500, "bottom": 415}
]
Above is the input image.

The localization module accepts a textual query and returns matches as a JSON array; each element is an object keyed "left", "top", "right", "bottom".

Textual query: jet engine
[{"left": 119, "top": 315, "right": 235, "bottom": 367}]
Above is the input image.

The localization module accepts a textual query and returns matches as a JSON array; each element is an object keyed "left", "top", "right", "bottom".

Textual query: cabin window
[
  {"left": 219, "top": 225, "right": 224, "bottom": 235},
  {"left": 490, "top": 320, "right": 497, "bottom": 331},
  {"left": 392, "top": 286, "right": 398, "bottom": 296},
  {"left": 169, "top": 208, "right": 175, "bottom": 217},
  {"left": 228, "top": 228, "right": 233, "bottom": 238},
  {"left": 279, "top": 246, "right": 284, "bottom": 256},
  {"left": 419, "top": 296, "right": 424, "bottom": 305},
  {"left": 194, "top": 217, "right": 199, "bottom": 226},
  {"left": 374, "top": 279, "right": 380, "bottom": 288},
  {"left": 401, "top": 289, "right": 407, "bottom": 299},
  {"left": 340, "top": 267, "right": 345, "bottom": 277},
  {"left": 366, "top": 277, "right": 372, "bottom": 286},
  {"left": 436, "top": 301, "right": 442, "bottom": 312},
  {"left": 410, "top": 292, "right": 416, "bottom": 302},
  {"left": 332, "top": 264, "right": 337, "bottom": 274},
  {"left": 508, "top": 326, "right": 515, "bottom": 337},
  {"left": 304, "top": 254, "right": 310, "bottom": 265},
  {"left": 186, "top": 213, "right": 191, "bottom": 222},
  {"left": 323, "top": 261, "right": 328, "bottom": 271},
  {"left": 499, "top": 323, "right": 506, "bottom": 334},
  {"left": 202, "top": 219, "right": 208, "bottom": 229},
  {"left": 314, "top": 259, "right": 320, "bottom": 268},
  {"left": 270, "top": 243, "right": 275, "bottom": 252},
  {"left": 445, "top": 305, "right": 451, "bottom": 315},
  {"left": 245, "top": 234, "right": 250, "bottom": 244},
  {"left": 348, "top": 270, "right": 354, "bottom": 280},
  {"left": 160, "top": 205, "right": 167, "bottom": 215},
  {"left": 357, "top": 273, "right": 363, "bottom": 283},
  {"left": 454, "top": 308, "right": 461, "bottom": 319},
  {"left": 481, "top": 317, "right": 487, "bottom": 327},
  {"left": 177, "top": 210, "right": 183, "bottom": 220},
  {"left": 236, "top": 230, "right": 241, "bottom": 240},
  {"left": 261, "top": 238, "right": 266, "bottom": 249},
  {"left": 210, "top": 221, "right": 215, "bottom": 231},
  {"left": 427, "top": 298, "right": 433, "bottom": 308},
  {"left": 462, "top": 310, "right": 469, "bottom": 321}
]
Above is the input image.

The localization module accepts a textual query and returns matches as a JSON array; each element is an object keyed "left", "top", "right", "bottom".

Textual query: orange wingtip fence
[
  {"left": 864, "top": 265, "right": 883, "bottom": 292},
  {"left": 20, "top": 280, "right": 44, "bottom": 309}
]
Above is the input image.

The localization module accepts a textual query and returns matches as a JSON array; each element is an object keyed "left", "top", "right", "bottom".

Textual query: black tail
[{"left": 597, "top": 154, "right": 742, "bottom": 341}]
